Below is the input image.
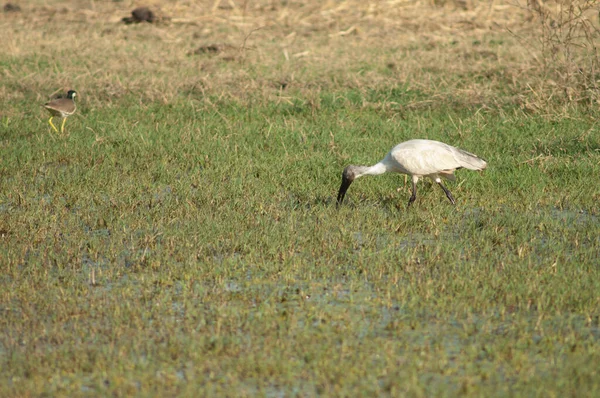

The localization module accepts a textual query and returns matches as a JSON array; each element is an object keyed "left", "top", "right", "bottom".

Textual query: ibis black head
[{"left": 336, "top": 165, "right": 357, "bottom": 206}]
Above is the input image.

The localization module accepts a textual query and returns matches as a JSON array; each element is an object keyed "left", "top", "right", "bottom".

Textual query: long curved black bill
[{"left": 336, "top": 176, "right": 352, "bottom": 206}]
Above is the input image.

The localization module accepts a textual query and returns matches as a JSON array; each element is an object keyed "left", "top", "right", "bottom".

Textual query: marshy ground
[{"left": 1, "top": 0, "right": 600, "bottom": 396}]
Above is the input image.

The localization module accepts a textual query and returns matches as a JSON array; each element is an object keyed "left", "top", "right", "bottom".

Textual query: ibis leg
[
  {"left": 407, "top": 177, "right": 417, "bottom": 207},
  {"left": 437, "top": 181, "right": 456, "bottom": 205},
  {"left": 48, "top": 117, "right": 58, "bottom": 133},
  {"left": 60, "top": 118, "right": 67, "bottom": 133}
]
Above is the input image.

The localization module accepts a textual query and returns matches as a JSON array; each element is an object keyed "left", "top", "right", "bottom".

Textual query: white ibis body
[{"left": 337, "top": 139, "right": 487, "bottom": 207}]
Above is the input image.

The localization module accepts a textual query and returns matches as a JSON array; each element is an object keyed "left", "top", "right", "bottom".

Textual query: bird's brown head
[{"left": 336, "top": 165, "right": 356, "bottom": 206}]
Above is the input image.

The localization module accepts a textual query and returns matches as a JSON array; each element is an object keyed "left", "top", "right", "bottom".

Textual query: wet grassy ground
[
  {"left": 2, "top": 1, "right": 600, "bottom": 396},
  {"left": 2, "top": 93, "right": 600, "bottom": 396}
]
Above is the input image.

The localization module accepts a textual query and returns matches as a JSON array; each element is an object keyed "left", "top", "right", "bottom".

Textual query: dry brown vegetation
[{"left": 1, "top": 0, "right": 598, "bottom": 113}]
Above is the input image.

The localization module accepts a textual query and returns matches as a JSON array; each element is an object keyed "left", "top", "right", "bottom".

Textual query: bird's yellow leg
[
  {"left": 60, "top": 118, "right": 67, "bottom": 133},
  {"left": 48, "top": 117, "right": 58, "bottom": 133}
]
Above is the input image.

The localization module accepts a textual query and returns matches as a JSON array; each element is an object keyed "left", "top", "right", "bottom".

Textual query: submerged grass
[{"left": 1, "top": 0, "right": 600, "bottom": 396}]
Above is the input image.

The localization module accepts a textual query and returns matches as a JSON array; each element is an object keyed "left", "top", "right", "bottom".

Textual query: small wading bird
[
  {"left": 44, "top": 90, "right": 77, "bottom": 133},
  {"left": 337, "top": 139, "right": 487, "bottom": 207}
]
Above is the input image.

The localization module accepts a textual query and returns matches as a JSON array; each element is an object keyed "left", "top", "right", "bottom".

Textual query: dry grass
[{"left": 1, "top": 0, "right": 598, "bottom": 114}]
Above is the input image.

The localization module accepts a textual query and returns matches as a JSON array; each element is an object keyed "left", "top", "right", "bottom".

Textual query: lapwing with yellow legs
[{"left": 44, "top": 90, "right": 77, "bottom": 134}]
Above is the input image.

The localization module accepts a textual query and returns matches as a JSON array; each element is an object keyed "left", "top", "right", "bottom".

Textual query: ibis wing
[
  {"left": 388, "top": 145, "right": 463, "bottom": 176},
  {"left": 387, "top": 140, "right": 486, "bottom": 175}
]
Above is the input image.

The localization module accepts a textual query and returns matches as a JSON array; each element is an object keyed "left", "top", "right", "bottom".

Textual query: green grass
[{"left": 1, "top": 88, "right": 600, "bottom": 396}]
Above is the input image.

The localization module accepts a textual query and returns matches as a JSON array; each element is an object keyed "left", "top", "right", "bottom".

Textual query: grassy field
[{"left": 1, "top": 0, "right": 600, "bottom": 396}]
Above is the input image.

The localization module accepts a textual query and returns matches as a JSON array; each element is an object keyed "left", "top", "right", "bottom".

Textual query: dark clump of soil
[
  {"left": 122, "top": 6, "right": 155, "bottom": 24},
  {"left": 4, "top": 3, "right": 21, "bottom": 12},
  {"left": 189, "top": 44, "right": 235, "bottom": 56},
  {"left": 193, "top": 44, "right": 223, "bottom": 54}
]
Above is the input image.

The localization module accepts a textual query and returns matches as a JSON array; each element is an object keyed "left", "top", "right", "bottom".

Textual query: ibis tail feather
[{"left": 454, "top": 148, "right": 487, "bottom": 171}]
